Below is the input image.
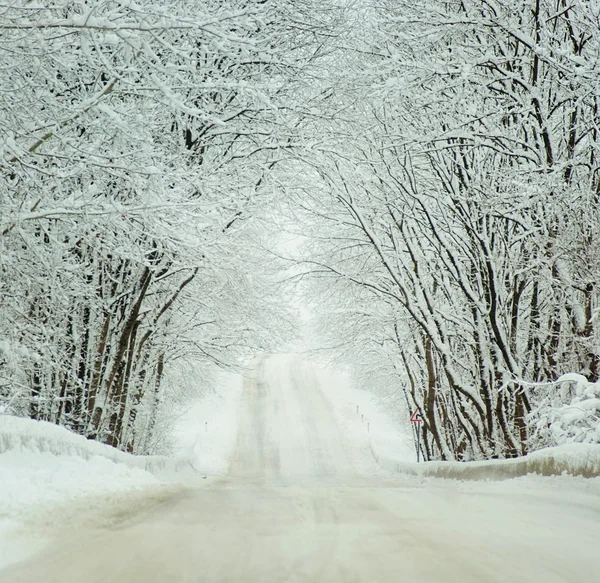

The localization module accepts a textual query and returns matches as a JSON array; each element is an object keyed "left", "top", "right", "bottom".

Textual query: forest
[{"left": 1, "top": 0, "right": 599, "bottom": 460}]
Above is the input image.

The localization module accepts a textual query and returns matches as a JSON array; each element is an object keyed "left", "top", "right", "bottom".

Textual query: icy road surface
[{"left": 3, "top": 354, "right": 600, "bottom": 582}]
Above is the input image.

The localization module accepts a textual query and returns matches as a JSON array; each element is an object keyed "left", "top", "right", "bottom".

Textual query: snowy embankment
[
  {"left": 0, "top": 414, "right": 192, "bottom": 516},
  {"left": 370, "top": 442, "right": 600, "bottom": 480},
  {"left": 0, "top": 372, "right": 243, "bottom": 571},
  {"left": 0, "top": 415, "right": 194, "bottom": 474},
  {"left": 0, "top": 415, "right": 190, "bottom": 570}
]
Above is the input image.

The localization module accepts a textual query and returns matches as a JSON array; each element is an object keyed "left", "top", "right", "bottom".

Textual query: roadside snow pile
[
  {"left": 310, "top": 358, "right": 600, "bottom": 480},
  {"left": 352, "top": 371, "right": 600, "bottom": 480},
  {"left": 0, "top": 448, "right": 165, "bottom": 519},
  {"left": 0, "top": 415, "right": 193, "bottom": 475},
  {"left": 0, "top": 415, "right": 190, "bottom": 571},
  {"left": 0, "top": 372, "right": 244, "bottom": 572},
  {"left": 370, "top": 442, "right": 600, "bottom": 480}
]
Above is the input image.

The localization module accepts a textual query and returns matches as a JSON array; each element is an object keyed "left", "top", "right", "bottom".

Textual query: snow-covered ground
[
  {"left": 0, "top": 372, "right": 243, "bottom": 571},
  {"left": 172, "top": 370, "right": 243, "bottom": 476},
  {"left": 2, "top": 354, "right": 600, "bottom": 582},
  {"left": 313, "top": 360, "right": 415, "bottom": 468},
  {"left": 0, "top": 454, "right": 175, "bottom": 570},
  {"left": 0, "top": 357, "right": 406, "bottom": 571}
]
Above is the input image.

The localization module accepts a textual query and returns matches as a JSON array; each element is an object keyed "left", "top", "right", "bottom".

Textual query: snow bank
[
  {"left": 0, "top": 450, "right": 167, "bottom": 519},
  {"left": 0, "top": 373, "right": 245, "bottom": 571},
  {"left": 369, "top": 440, "right": 600, "bottom": 480},
  {"left": 0, "top": 415, "right": 191, "bottom": 571},
  {"left": 0, "top": 415, "right": 194, "bottom": 475},
  {"left": 312, "top": 363, "right": 600, "bottom": 481}
]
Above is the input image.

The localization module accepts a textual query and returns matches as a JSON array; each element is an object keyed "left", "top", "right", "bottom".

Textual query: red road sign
[{"left": 410, "top": 409, "right": 423, "bottom": 423}]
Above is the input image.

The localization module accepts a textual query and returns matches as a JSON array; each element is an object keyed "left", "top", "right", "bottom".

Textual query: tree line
[
  {"left": 0, "top": 0, "right": 326, "bottom": 452},
  {"left": 290, "top": 0, "right": 600, "bottom": 460},
  {"left": 2, "top": 0, "right": 599, "bottom": 460}
]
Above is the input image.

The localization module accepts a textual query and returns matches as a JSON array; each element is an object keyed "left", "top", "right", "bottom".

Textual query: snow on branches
[
  {"left": 291, "top": 0, "right": 600, "bottom": 461},
  {"left": 0, "top": 0, "right": 321, "bottom": 452}
]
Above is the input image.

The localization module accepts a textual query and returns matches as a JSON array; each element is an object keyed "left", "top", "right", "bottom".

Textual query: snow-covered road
[{"left": 3, "top": 354, "right": 600, "bottom": 582}]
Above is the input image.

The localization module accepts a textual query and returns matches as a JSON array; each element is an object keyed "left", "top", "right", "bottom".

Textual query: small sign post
[{"left": 409, "top": 408, "right": 423, "bottom": 462}]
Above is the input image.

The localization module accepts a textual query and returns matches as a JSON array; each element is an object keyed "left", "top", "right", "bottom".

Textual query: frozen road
[{"left": 3, "top": 355, "right": 600, "bottom": 582}]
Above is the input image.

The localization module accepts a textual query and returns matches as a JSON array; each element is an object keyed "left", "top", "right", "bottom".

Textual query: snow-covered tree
[
  {"left": 0, "top": 0, "right": 327, "bottom": 451},
  {"left": 291, "top": 0, "right": 600, "bottom": 460}
]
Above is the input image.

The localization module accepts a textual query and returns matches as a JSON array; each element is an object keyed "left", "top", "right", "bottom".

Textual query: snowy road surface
[{"left": 3, "top": 355, "right": 600, "bottom": 582}]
